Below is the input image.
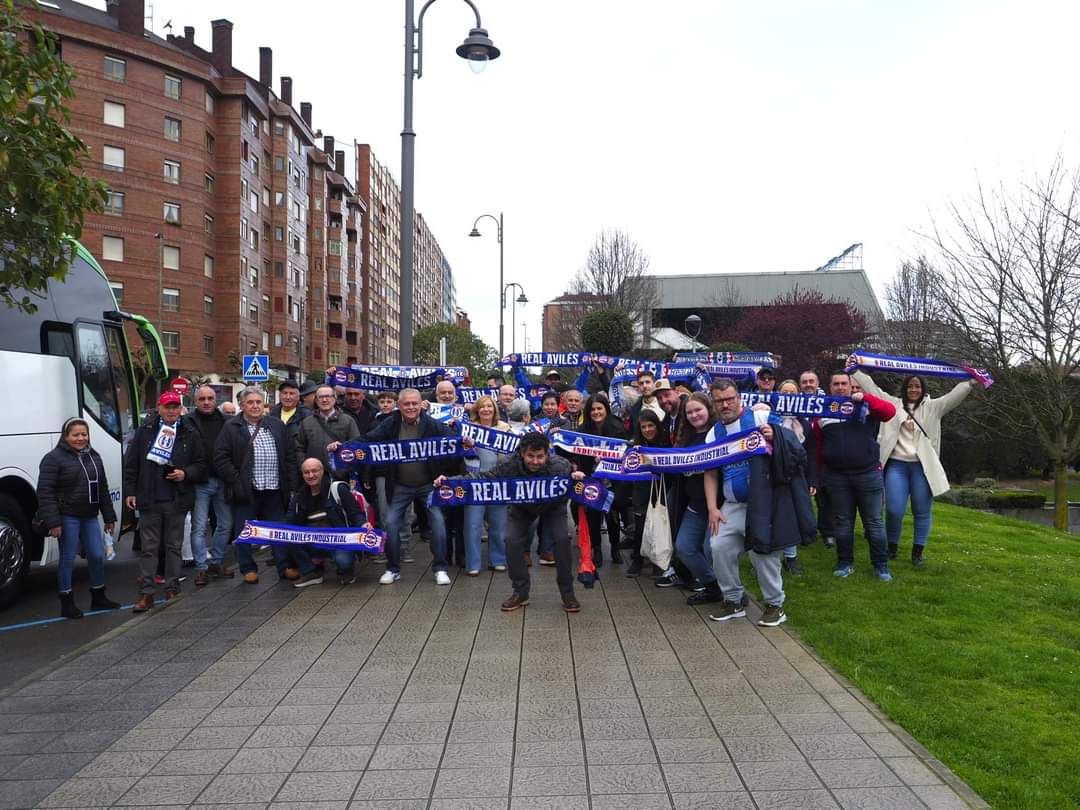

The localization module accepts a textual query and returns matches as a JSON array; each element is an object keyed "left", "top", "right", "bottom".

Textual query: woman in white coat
[{"left": 851, "top": 371, "right": 975, "bottom": 566}]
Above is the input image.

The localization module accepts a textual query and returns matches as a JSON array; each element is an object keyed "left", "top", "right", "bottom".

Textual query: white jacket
[{"left": 851, "top": 371, "right": 973, "bottom": 496}]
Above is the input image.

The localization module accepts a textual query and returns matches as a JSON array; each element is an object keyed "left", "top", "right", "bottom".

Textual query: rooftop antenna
[
  {"left": 814, "top": 243, "right": 863, "bottom": 272},
  {"left": 163, "top": 19, "right": 173, "bottom": 32}
]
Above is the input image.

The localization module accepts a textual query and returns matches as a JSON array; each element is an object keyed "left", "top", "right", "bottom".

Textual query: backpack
[{"left": 329, "top": 481, "right": 374, "bottom": 527}]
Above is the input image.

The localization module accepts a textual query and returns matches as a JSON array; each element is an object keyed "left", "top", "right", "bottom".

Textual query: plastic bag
[{"left": 641, "top": 477, "right": 672, "bottom": 570}]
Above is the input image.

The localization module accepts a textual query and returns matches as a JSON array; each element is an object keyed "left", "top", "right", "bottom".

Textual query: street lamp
[
  {"left": 503, "top": 282, "right": 527, "bottom": 354},
  {"left": 684, "top": 313, "right": 702, "bottom": 346},
  {"left": 469, "top": 212, "right": 503, "bottom": 356},
  {"left": 400, "top": 0, "right": 500, "bottom": 364}
]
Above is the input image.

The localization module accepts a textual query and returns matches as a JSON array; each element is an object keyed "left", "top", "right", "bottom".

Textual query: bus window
[
  {"left": 43, "top": 323, "right": 76, "bottom": 367},
  {"left": 76, "top": 323, "right": 121, "bottom": 440},
  {"left": 104, "top": 324, "right": 137, "bottom": 446}
]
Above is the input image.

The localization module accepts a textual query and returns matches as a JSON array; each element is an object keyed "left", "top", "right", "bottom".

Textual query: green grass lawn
[{"left": 763, "top": 504, "right": 1080, "bottom": 809}]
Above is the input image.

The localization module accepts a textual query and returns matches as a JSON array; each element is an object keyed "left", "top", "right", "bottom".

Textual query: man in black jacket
[
  {"left": 341, "top": 387, "right": 378, "bottom": 435},
  {"left": 123, "top": 392, "right": 207, "bottom": 611},
  {"left": 188, "top": 386, "right": 233, "bottom": 584},
  {"left": 215, "top": 386, "right": 315, "bottom": 585},
  {"left": 364, "top": 388, "right": 465, "bottom": 586},
  {"left": 436, "top": 431, "right": 581, "bottom": 613}
]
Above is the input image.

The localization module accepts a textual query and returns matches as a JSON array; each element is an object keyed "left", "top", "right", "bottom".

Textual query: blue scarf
[
  {"left": 235, "top": 520, "right": 386, "bottom": 553},
  {"left": 551, "top": 429, "right": 630, "bottom": 460},
  {"left": 845, "top": 350, "right": 994, "bottom": 388},
  {"left": 428, "top": 475, "right": 614, "bottom": 512},
  {"left": 329, "top": 436, "right": 466, "bottom": 471},
  {"left": 698, "top": 363, "right": 761, "bottom": 381},
  {"left": 459, "top": 421, "right": 521, "bottom": 454},
  {"left": 428, "top": 403, "right": 466, "bottom": 423},
  {"left": 350, "top": 365, "right": 468, "bottom": 385},
  {"left": 593, "top": 458, "right": 652, "bottom": 482},
  {"left": 739, "top": 392, "right": 866, "bottom": 421},
  {"left": 145, "top": 418, "right": 178, "bottom": 466},
  {"left": 600, "top": 425, "right": 770, "bottom": 476},
  {"left": 674, "top": 351, "right": 779, "bottom": 368},
  {"left": 328, "top": 365, "right": 446, "bottom": 392}
]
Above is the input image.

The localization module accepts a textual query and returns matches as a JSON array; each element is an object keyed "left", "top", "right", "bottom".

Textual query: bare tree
[
  {"left": 883, "top": 255, "right": 950, "bottom": 357},
  {"left": 927, "top": 158, "right": 1080, "bottom": 530},
  {"left": 570, "top": 229, "right": 658, "bottom": 348}
]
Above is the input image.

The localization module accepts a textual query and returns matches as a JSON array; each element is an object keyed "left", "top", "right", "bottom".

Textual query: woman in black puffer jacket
[{"left": 36, "top": 418, "right": 121, "bottom": 619}]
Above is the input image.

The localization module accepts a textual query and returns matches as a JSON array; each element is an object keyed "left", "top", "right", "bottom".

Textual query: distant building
[
  {"left": 541, "top": 292, "right": 605, "bottom": 351},
  {"left": 455, "top": 308, "right": 471, "bottom": 332}
]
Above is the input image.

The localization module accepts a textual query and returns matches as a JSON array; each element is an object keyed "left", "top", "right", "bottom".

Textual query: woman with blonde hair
[{"left": 463, "top": 396, "right": 510, "bottom": 574}]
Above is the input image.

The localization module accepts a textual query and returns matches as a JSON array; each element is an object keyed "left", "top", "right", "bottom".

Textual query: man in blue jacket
[{"left": 363, "top": 388, "right": 466, "bottom": 586}]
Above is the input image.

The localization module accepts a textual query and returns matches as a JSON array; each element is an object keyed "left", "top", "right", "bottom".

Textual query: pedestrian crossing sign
[{"left": 242, "top": 354, "right": 269, "bottom": 382}]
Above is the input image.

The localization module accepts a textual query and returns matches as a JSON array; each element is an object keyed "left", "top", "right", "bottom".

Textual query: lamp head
[
  {"left": 516, "top": 292, "right": 528, "bottom": 304},
  {"left": 468, "top": 227, "right": 482, "bottom": 237},
  {"left": 456, "top": 27, "right": 500, "bottom": 74},
  {"left": 684, "top": 314, "right": 702, "bottom": 338}
]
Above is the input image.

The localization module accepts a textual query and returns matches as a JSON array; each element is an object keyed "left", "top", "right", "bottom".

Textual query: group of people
[{"left": 36, "top": 356, "right": 976, "bottom": 624}]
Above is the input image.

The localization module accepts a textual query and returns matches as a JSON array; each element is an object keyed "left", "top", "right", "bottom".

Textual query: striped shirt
[{"left": 247, "top": 421, "right": 279, "bottom": 491}]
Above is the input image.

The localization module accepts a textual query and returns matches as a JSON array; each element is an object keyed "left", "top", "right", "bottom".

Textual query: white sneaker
[
  {"left": 379, "top": 571, "right": 400, "bottom": 585},
  {"left": 434, "top": 570, "right": 451, "bottom": 586}
]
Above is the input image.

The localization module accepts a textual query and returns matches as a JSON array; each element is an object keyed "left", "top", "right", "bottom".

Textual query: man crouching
[{"left": 434, "top": 432, "right": 581, "bottom": 613}]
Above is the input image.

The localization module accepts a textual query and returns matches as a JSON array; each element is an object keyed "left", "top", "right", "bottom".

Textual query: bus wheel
[{"left": 0, "top": 494, "right": 30, "bottom": 609}]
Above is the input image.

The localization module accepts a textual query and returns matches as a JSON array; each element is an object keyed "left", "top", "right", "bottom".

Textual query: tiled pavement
[{"left": 0, "top": 547, "right": 987, "bottom": 810}]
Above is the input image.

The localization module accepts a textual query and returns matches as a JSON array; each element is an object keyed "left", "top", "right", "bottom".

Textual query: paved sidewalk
[{"left": 0, "top": 548, "right": 985, "bottom": 809}]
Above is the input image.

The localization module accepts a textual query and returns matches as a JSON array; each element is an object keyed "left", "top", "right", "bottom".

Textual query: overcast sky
[{"left": 131, "top": 0, "right": 1080, "bottom": 355}]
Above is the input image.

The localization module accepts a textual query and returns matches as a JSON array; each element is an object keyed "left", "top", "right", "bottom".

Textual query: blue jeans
[
  {"left": 232, "top": 489, "right": 314, "bottom": 576},
  {"left": 825, "top": 468, "right": 888, "bottom": 568},
  {"left": 674, "top": 508, "right": 715, "bottom": 585},
  {"left": 384, "top": 483, "right": 446, "bottom": 573},
  {"left": 884, "top": 460, "right": 933, "bottom": 547},
  {"left": 58, "top": 515, "right": 106, "bottom": 592},
  {"left": 464, "top": 504, "right": 507, "bottom": 570},
  {"left": 192, "top": 477, "right": 232, "bottom": 569}
]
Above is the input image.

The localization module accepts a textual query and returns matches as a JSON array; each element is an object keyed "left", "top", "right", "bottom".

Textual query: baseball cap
[
  {"left": 757, "top": 367, "right": 776, "bottom": 378},
  {"left": 544, "top": 369, "right": 561, "bottom": 379},
  {"left": 278, "top": 379, "right": 299, "bottom": 391},
  {"left": 653, "top": 379, "right": 673, "bottom": 391},
  {"left": 158, "top": 392, "right": 182, "bottom": 406}
]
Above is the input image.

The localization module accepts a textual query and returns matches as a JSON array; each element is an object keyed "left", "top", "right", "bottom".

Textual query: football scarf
[
  {"left": 427, "top": 475, "right": 614, "bottom": 512},
  {"left": 550, "top": 429, "right": 630, "bottom": 459},
  {"left": 327, "top": 365, "right": 445, "bottom": 392},
  {"left": 146, "top": 420, "right": 177, "bottom": 466},
  {"left": 845, "top": 351, "right": 994, "bottom": 389},
  {"left": 739, "top": 392, "right": 866, "bottom": 421},
  {"left": 235, "top": 520, "right": 386, "bottom": 553},
  {"left": 600, "top": 426, "right": 770, "bottom": 476},
  {"left": 329, "top": 436, "right": 466, "bottom": 471},
  {"left": 459, "top": 421, "right": 522, "bottom": 455}
]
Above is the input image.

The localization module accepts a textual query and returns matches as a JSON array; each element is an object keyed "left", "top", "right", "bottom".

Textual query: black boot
[
  {"left": 686, "top": 581, "right": 724, "bottom": 606},
  {"left": 911, "top": 545, "right": 925, "bottom": 567},
  {"left": 59, "top": 591, "right": 84, "bottom": 620},
  {"left": 90, "top": 586, "right": 120, "bottom": 610},
  {"left": 887, "top": 542, "right": 898, "bottom": 560}
]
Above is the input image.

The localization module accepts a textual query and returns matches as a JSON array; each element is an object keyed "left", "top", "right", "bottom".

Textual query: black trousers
[{"left": 506, "top": 507, "right": 573, "bottom": 598}]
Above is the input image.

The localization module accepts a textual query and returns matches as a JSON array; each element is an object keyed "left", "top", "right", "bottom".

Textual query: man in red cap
[{"left": 123, "top": 391, "right": 208, "bottom": 612}]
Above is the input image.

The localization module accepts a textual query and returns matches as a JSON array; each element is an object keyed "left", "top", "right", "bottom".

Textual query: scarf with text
[
  {"left": 739, "top": 392, "right": 866, "bottom": 421},
  {"left": 145, "top": 419, "right": 177, "bottom": 466},
  {"left": 459, "top": 421, "right": 522, "bottom": 455},
  {"left": 428, "top": 403, "right": 466, "bottom": 423},
  {"left": 597, "top": 425, "right": 771, "bottom": 477},
  {"left": 674, "top": 351, "right": 779, "bottom": 368},
  {"left": 428, "top": 475, "right": 614, "bottom": 512},
  {"left": 329, "top": 436, "right": 466, "bottom": 471},
  {"left": 551, "top": 429, "right": 630, "bottom": 460},
  {"left": 845, "top": 351, "right": 994, "bottom": 388},
  {"left": 349, "top": 365, "right": 468, "bottom": 385},
  {"left": 327, "top": 365, "right": 446, "bottom": 392},
  {"left": 235, "top": 520, "right": 386, "bottom": 553}
]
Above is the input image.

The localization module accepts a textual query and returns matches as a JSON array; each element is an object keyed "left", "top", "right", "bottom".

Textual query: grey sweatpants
[{"left": 709, "top": 501, "right": 785, "bottom": 607}]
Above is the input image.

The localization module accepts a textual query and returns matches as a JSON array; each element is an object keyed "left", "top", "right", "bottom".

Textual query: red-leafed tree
[{"left": 729, "top": 286, "right": 871, "bottom": 380}]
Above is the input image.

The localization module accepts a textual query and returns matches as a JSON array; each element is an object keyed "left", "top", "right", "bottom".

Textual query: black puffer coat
[
  {"left": 214, "top": 414, "right": 297, "bottom": 507},
  {"left": 36, "top": 441, "right": 117, "bottom": 530},
  {"left": 744, "top": 425, "right": 818, "bottom": 554}
]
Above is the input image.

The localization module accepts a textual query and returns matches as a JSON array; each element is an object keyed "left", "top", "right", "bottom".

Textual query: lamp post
[
  {"left": 469, "top": 211, "right": 503, "bottom": 356},
  {"left": 503, "top": 282, "right": 527, "bottom": 354},
  {"left": 154, "top": 231, "right": 164, "bottom": 335},
  {"left": 684, "top": 313, "right": 702, "bottom": 348},
  {"left": 401, "top": 0, "right": 500, "bottom": 364}
]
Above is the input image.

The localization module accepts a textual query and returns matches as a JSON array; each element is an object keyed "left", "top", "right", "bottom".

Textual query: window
[
  {"left": 274, "top": 332, "right": 283, "bottom": 348},
  {"left": 205, "top": 131, "right": 215, "bottom": 154},
  {"left": 203, "top": 254, "right": 214, "bottom": 278},
  {"left": 204, "top": 173, "right": 214, "bottom": 193},
  {"left": 240, "top": 295, "right": 247, "bottom": 317},
  {"left": 241, "top": 141, "right": 249, "bottom": 162},
  {"left": 164, "top": 116, "right": 181, "bottom": 142},
  {"left": 275, "top": 191, "right": 284, "bottom": 206},
  {"left": 204, "top": 92, "right": 214, "bottom": 114},
  {"left": 274, "top": 262, "right": 284, "bottom": 277},
  {"left": 251, "top": 155, "right": 259, "bottom": 176},
  {"left": 248, "top": 189, "right": 258, "bottom": 214},
  {"left": 102, "top": 235, "right": 124, "bottom": 261},
  {"left": 274, "top": 226, "right": 284, "bottom": 241},
  {"left": 162, "top": 245, "right": 180, "bottom": 270},
  {"left": 104, "top": 56, "right": 126, "bottom": 82},
  {"left": 164, "top": 74, "right": 181, "bottom": 100},
  {"left": 248, "top": 258, "right": 258, "bottom": 286},
  {"left": 240, "top": 219, "right": 248, "bottom": 240},
  {"left": 103, "top": 100, "right": 124, "bottom": 127},
  {"left": 248, "top": 301, "right": 258, "bottom": 322},
  {"left": 293, "top": 233, "right": 303, "bottom": 254},
  {"left": 203, "top": 295, "right": 214, "bottom": 315},
  {"left": 313, "top": 317, "right": 321, "bottom": 330},
  {"left": 329, "top": 240, "right": 342, "bottom": 256},
  {"left": 249, "top": 228, "right": 258, "bottom": 250},
  {"left": 248, "top": 341, "right": 257, "bottom": 355},
  {"left": 263, "top": 186, "right": 270, "bottom": 207},
  {"left": 274, "top": 156, "right": 285, "bottom": 172},
  {"left": 163, "top": 202, "right": 181, "bottom": 225},
  {"left": 109, "top": 281, "right": 124, "bottom": 305},
  {"left": 162, "top": 331, "right": 179, "bottom": 354},
  {"left": 274, "top": 121, "right": 284, "bottom": 136},
  {"left": 328, "top": 351, "right": 341, "bottom": 365},
  {"left": 262, "top": 259, "right": 271, "bottom": 278},
  {"left": 104, "top": 190, "right": 124, "bottom": 216},
  {"left": 204, "top": 214, "right": 214, "bottom": 234},
  {"left": 314, "top": 226, "right": 322, "bottom": 240},
  {"left": 314, "top": 196, "right": 322, "bottom": 211},
  {"left": 163, "top": 160, "right": 180, "bottom": 184},
  {"left": 103, "top": 145, "right": 124, "bottom": 171},
  {"left": 262, "top": 331, "right": 269, "bottom": 351},
  {"left": 203, "top": 335, "right": 214, "bottom": 355},
  {"left": 161, "top": 287, "right": 180, "bottom": 312},
  {"left": 76, "top": 323, "right": 121, "bottom": 438}
]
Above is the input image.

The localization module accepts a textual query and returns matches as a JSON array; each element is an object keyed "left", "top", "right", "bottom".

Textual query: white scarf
[{"left": 146, "top": 420, "right": 177, "bottom": 466}]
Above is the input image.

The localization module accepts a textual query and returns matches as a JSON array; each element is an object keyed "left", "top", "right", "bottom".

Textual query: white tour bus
[{"left": 0, "top": 239, "right": 168, "bottom": 608}]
